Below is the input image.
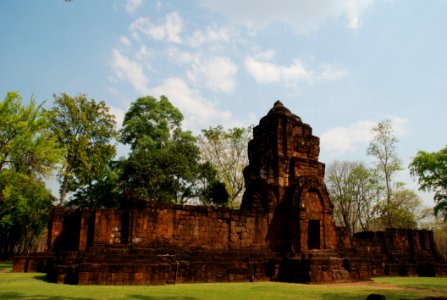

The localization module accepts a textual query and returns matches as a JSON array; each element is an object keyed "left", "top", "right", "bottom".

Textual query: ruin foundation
[{"left": 14, "top": 101, "right": 447, "bottom": 284}]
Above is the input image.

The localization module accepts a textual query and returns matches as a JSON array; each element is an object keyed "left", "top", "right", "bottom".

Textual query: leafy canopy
[
  {"left": 121, "top": 95, "right": 183, "bottom": 151},
  {"left": 120, "top": 95, "right": 225, "bottom": 205},
  {"left": 48, "top": 93, "right": 118, "bottom": 206},
  {"left": 0, "top": 92, "right": 61, "bottom": 175},
  {"left": 410, "top": 147, "right": 447, "bottom": 220},
  {"left": 0, "top": 92, "right": 60, "bottom": 256}
]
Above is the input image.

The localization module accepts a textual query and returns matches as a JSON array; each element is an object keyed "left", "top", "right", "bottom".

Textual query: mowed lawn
[{"left": 1, "top": 262, "right": 447, "bottom": 300}]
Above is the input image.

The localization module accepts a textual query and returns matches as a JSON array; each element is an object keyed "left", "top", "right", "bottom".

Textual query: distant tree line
[
  {"left": 325, "top": 119, "right": 447, "bottom": 256},
  {"left": 326, "top": 120, "right": 431, "bottom": 234}
]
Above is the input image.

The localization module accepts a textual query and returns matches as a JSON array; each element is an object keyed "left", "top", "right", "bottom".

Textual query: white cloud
[
  {"left": 187, "top": 56, "right": 238, "bottom": 93},
  {"left": 199, "top": 0, "right": 374, "bottom": 33},
  {"left": 320, "top": 117, "right": 408, "bottom": 156},
  {"left": 130, "top": 17, "right": 164, "bottom": 40},
  {"left": 344, "top": 0, "right": 374, "bottom": 29},
  {"left": 245, "top": 51, "right": 348, "bottom": 87},
  {"left": 149, "top": 77, "right": 235, "bottom": 131},
  {"left": 126, "top": 0, "right": 143, "bottom": 14},
  {"left": 321, "top": 120, "right": 375, "bottom": 155},
  {"left": 390, "top": 117, "right": 408, "bottom": 137},
  {"left": 167, "top": 47, "right": 195, "bottom": 64},
  {"left": 253, "top": 49, "right": 276, "bottom": 60},
  {"left": 109, "top": 106, "right": 126, "bottom": 129},
  {"left": 120, "top": 36, "right": 131, "bottom": 47},
  {"left": 188, "top": 26, "right": 230, "bottom": 47},
  {"left": 245, "top": 57, "right": 310, "bottom": 85},
  {"left": 167, "top": 48, "right": 238, "bottom": 93},
  {"left": 165, "top": 12, "right": 183, "bottom": 43},
  {"left": 318, "top": 64, "right": 349, "bottom": 80},
  {"left": 130, "top": 12, "right": 183, "bottom": 44},
  {"left": 135, "top": 45, "right": 152, "bottom": 59},
  {"left": 111, "top": 48, "right": 150, "bottom": 94}
]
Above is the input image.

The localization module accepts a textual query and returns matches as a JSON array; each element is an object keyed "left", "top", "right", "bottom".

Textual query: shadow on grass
[
  {"left": 0, "top": 292, "right": 94, "bottom": 300},
  {"left": 33, "top": 274, "right": 49, "bottom": 282},
  {"left": 318, "top": 290, "right": 446, "bottom": 300}
]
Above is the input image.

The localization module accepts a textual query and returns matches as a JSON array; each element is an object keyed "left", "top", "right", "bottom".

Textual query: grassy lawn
[{"left": 0, "top": 262, "right": 446, "bottom": 300}]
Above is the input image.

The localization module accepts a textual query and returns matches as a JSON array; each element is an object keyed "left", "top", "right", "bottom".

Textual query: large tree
[
  {"left": 367, "top": 119, "right": 402, "bottom": 228},
  {"left": 326, "top": 160, "right": 380, "bottom": 233},
  {"left": 0, "top": 92, "right": 60, "bottom": 256},
  {"left": 120, "top": 95, "right": 224, "bottom": 205},
  {"left": 410, "top": 146, "right": 447, "bottom": 220},
  {"left": 120, "top": 95, "right": 183, "bottom": 152},
  {"left": 199, "top": 125, "right": 252, "bottom": 207},
  {"left": 0, "top": 92, "right": 61, "bottom": 175},
  {"left": 48, "top": 93, "right": 118, "bottom": 206}
]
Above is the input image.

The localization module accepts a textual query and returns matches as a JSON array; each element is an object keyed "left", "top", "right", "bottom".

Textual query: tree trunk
[{"left": 59, "top": 172, "right": 69, "bottom": 206}]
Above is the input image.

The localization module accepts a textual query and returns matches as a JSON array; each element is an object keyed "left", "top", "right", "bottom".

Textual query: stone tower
[{"left": 241, "top": 100, "right": 337, "bottom": 255}]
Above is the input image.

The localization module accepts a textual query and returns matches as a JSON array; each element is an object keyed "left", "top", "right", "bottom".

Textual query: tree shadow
[
  {"left": 0, "top": 291, "right": 94, "bottom": 300},
  {"left": 33, "top": 274, "right": 49, "bottom": 282},
  {"left": 318, "top": 290, "right": 447, "bottom": 300}
]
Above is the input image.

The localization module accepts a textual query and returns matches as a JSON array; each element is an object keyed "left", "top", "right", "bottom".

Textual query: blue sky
[{"left": 1, "top": 0, "right": 447, "bottom": 206}]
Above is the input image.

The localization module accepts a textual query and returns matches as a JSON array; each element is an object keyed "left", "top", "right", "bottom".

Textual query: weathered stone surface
[{"left": 13, "top": 101, "right": 447, "bottom": 285}]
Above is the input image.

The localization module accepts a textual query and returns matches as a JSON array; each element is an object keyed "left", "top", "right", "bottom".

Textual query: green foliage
[
  {"left": 199, "top": 125, "right": 252, "bottom": 207},
  {"left": 326, "top": 161, "right": 381, "bottom": 233},
  {"left": 0, "top": 171, "right": 54, "bottom": 255},
  {"left": 67, "top": 160, "right": 123, "bottom": 208},
  {"left": 120, "top": 95, "right": 223, "bottom": 205},
  {"left": 371, "top": 186, "right": 421, "bottom": 230},
  {"left": 200, "top": 180, "right": 230, "bottom": 206},
  {"left": 410, "top": 146, "right": 447, "bottom": 220},
  {"left": 120, "top": 95, "right": 183, "bottom": 151},
  {"left": 48, "top": 93, "right": 118, "bottom": 206},
  {"left": 0, "top": 92, "right": 61, "bottom": 176},
  {"left": 0, "top": 92, "right": 60, "bottom": 256}
]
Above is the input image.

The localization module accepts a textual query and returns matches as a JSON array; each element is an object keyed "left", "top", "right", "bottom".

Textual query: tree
[
  {"left": 410, "top": 146, "right": 447, "bottom": 220},
  {"left": 120, "top": 95, "right": 223, "bottom": 204},
  {"left": 0, "top": 92, "right": 60, "bottom": 256},
  {"left": 326, "top": 160, "right": 380, "bottom": 233},
  {"left": 371, "top": 184, "right": 422, "bottom": 230},
  {"left": 367, "top": 119, "right": 402, "bottom": 228},
  {"left": 200, "top": 181, "right": 229, "bottom": 206},
  {"left": 66, "top": 160, "right": 123, "bottom": 208},
  {"left": 0, "top": 92, "right": 61, "bottom": 176},
  {"left": 419, "top": 214, "right": 447, "bottom": 261},
  {"left": 199, "top": 125, "right": 252, "bottom": 207},
  {"left": 0, "top": 171, "right": 54, "bottom": 256},
  {"left": 120, "top": 95, "right": 183, "bottom": 152},
  {"left": 48, "top": 93, "right": 118, "bottom": 206}
]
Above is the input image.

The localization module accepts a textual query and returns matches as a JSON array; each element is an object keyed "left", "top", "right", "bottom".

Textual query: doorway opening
[{"left": 308, "top": 219, "right": 320, "bottom": 250}]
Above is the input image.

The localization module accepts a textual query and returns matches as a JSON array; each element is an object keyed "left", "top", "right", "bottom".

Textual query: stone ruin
[{"left": 14, "top": 101, "right": 447, "bottom": 284}]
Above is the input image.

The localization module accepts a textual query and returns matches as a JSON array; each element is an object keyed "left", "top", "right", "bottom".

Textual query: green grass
[
  {"left": 0, "top": 262, "right": 446, "bottom": 300},
  {"left": 374, "top": 276, "right": 447, "bottom": 290},
  {"left": 0, "top": 261, "right": 12, "bottom": 272}
]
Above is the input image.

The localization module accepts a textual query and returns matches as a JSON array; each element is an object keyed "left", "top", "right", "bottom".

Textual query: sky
[{"left": 1, "top": 0, "right": 447, "bottom": 206}]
